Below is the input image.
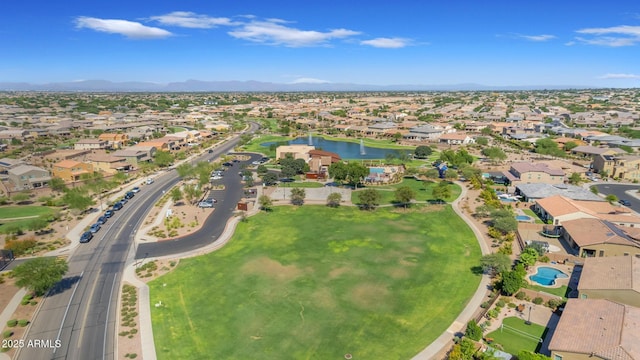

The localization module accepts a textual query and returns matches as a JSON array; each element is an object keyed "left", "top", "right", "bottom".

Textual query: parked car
[
  {"left": 208, "top": 149, "right": 214, "bottom": 153},
  {"left": 222, "top": 162, "right": 233, "bottom": 167},
  {"left": 89, "top": 223, "right": 101, "bottom": 233},
  {"left": 252, "top": 161, "right": 261, "bottom": 165},
  {"left": 97, "top": 215, "right": 108, "bottom": 225},
  {"left": 279, "top": 178, "right": 295, "bottom": 183},
  {"left": 112, "top": 202, "right": 123, "bottom": 211},
  {"left": 619, "top": 199, "right": 632, "bottom": 206},
  {"left": 146, "top": 178, "right": 154, "bottom": 185},
  {"left": 80, "top": 231, "right": 93, "bottom": 243},
  {"left": 198, "top": 200, "right": 215, "bottom": 208},
  {"left": 124, "top": 191, "right": 135, "bottom": 200},
  {"left": 104, "top": 210, "right": 115, "bottom": 218},
  {"left": 131, "top": 187, "right": 140, "bottom": 193},
  {"left": 210, "top": 175, "right": 223, "bottom": 180}
]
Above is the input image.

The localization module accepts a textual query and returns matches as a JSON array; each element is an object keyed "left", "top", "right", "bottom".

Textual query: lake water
[{"left": 261, "top": 137, "right": 411, "bottom": 159}]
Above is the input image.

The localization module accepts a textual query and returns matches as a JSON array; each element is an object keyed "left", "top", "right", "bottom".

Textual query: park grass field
[
  {"left": 0, "top": 206, "right": 55, "bottom": 219},
  {"left": 352, "top": 178, "right": 462, "bottom": 205},
  {"left": 150, "top": 205, "right": 481, "bottom": 359},
  {"left": 486, "top": 316, "right": 546, "bottom": 354}
]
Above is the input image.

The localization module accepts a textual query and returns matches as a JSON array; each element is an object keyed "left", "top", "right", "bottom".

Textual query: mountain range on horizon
[{"left": 0, "top": 79, "right": 600, "bottom": 92}]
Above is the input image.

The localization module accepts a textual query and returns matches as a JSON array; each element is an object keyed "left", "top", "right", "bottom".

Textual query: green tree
[
  {"left": 170, "top": 187, "right": 183, "bottom": 203},
  {"left": 534, "top": 138, "right": 564, "bottom": 157},
  {"left": 154, "top": 151, "right": 175, "bottom": 167},
  {"left": 176, "top": 163, "right": 194, "bottom": 179},
  {"left": 491, "top": 209, "right": 518, "bottom": 234},
  {"left": 12, "top": 257, "right": 69, "bottom": 296},
  {"left": 346, "top": 162, "right": 369, "bottom": 186},
  {"left": 480, "top": 253, "right": 512, "bottom": 276},
  {"left": 11, "top": 192, "right": 30, "bottom": 204},
  {"left": 358, "top": 189, "right": 381, "bottom": 210},
  {"left": 563, "top": 141, "right": 578, "bottom": 151},
  {"left": 290, "top": 187, "right": 305, "bottom": 206},
  {"left": 475, "top": 137, "right": 489, "bottom": 146},
  {"left": 394, "top": 186, "right": 416, "bottom": 207},
  {"left": 431, "top": 181, "right": 451, "bottom": 202},
  {"left": 481, "top": 147, "right": 507, "bottom": 162},
  {"left": 262, "top": 173, "right": 278, "bottom": 185},
  {"left": 393, "top": 132, "right": 402, "bottom": 142},
  {"left": 519, "top": 247, "right": 539, "bottom": 268},
  {"left": 49, "top": 177, "right": 67, "bottom": 193},
  {"left": 63, "top": 189, "right": 95, "bottom": 213},
  {"left": 567, "top": 172, "right": 582, "bottom": 185},
  {"left": 256, "top": 165, "right": 268, "bottom": 175},
  {"left": 465, "top": 320, "right": 483, "bottom": 341},
  {"left": 500, "top": 269, "right": 524, "bottom": 296},
  {"left": 517, "top": 350, "right": 551, "bottom": 360},
  {"left": 182, "top": 183, "right": 202, "bottom": 205},
  {"left": 605, "top": 194, "right": 618, "bottom": 203},
  {"left": 258, "top": 195, "right": 273, "bottom": 211},
  {"left": 326, "top": 192, "right": 342, "bottom": 207},
  {"left": 448, "top": 338, "right": 478, "bottom": 360},
  {"left": 414, "top": 145, "right": 433, "bottom": 159}
]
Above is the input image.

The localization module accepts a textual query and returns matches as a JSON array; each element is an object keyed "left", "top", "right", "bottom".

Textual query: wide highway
[{"left": 17, "top": 123, "right": 259, "bottom": 360}]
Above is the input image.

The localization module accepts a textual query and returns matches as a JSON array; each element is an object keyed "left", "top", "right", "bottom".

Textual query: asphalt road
[
  {"left": 592, "top": 183, "right": 640, "bottom": 209},
  {"left": 16, "top": 125, "right": 259, "bottom": 360}
]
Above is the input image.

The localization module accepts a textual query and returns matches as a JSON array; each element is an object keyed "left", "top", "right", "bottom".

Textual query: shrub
[
  {"left": 515, "top": 291, "right": 527, "bottom": 300},
  {"left": 2, "top": 330, "right": 13, "bottom": 339},
  {"left": 4, "top": 238, "right": 38, "bottom": 256},
  {"left": 6, "top": 319, "right": 17, "bottom": 327},
  {"left": 539, "top": 256, "right": 550, "bottom": 263},
  {"left": 487, "top": 309, "right": 499, "bottom": 319},
  {"left": 465, "top": 320, "right": 483, "bottom": 341},
  {"left": 480, "top": 301, "right": 490, "bottom": 309},
  {"left": 547, "top": 298, "right": 565, "bottom": 309},
  {"left": 532, "top": 297, "right": 544, "bottom": 305},
  {"left": 508, "top": 302, "right": 517, "bottom": 308},
  {"left": 18, "top": 320, "right": 29, "bottom": 327},
  {"left": 496, "top": 299, "right": 506, "bottom": 308}
]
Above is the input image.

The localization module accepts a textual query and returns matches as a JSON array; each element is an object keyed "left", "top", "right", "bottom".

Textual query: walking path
[
  {"left": 0, "top": 288, "right": 27, "bottom": 360},
  {"left": 412, "top": 182, "right": 491, "bottom": 359}
]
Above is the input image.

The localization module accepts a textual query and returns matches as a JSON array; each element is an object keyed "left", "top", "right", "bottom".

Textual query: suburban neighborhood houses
[{"left": 1, "top": 89, "right": 640, "bottom": 360}]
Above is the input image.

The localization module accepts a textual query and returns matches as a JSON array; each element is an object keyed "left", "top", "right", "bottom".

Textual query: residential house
[
  {"left": 439, "top": 133, "right": 475, "bottom": 145},
  {"left": 98, "top": 133, "right": 129, "bottom": 149},
  {"left": 548, "top": 299, "right": 640, "bottom": 360},
  {"left": 74, "top": 138, "right": 108, "bottom": 151},
  {"left": 308, "top": 149, "right": 340, "bottom": 174},
  {"left": 0, "top": 129, "right": 31, "bottom": 141},
  {"left": 534, "top": 195, "right": 640, "bottom": 227},
  {"left": 403, "top": 125, "right": 445, "bottom": 141},
  {"left": 561, "top": 218, "right": 640, "bottom": 257},
  {"left": 276, "top": 145, "right": 315, "bottom": 161},
  {"left": 135, "top": 140, "right": 171, "bottom": 152},
  {"left": 7, "top": 164, "right": 51, "bottom": 190},
  {"left": 51, "top": 160, "right": 94, "bottom": 183},
  {"left": 594, "top": 154, "right": 640, "bottom": 181},
  {"left": 515, "top": 184, "right": 603, "bottom": 203},
  {"left": 112, "top": 147, "right": 155, "bottom": 166},
  {"left": 0, "top": 158, "right": 26, "bottom": 174},
  {"left": 577, "top": 256, "right": 640, "bottom": 307},
  {"left": 509, "top": 162, "right": 565, "bottom": 184},
  {"left": 84, "top": 154, "right": 131, "bottom": 174}
]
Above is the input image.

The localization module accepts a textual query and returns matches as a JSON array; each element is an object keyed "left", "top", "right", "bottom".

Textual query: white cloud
[
  {"left": 360, "top": 37, "right": 411, "bottom": 48},
  {"left": 228, "top": 19, "right": 360, "bottom": 47},
  {"left": 575, "top": 25, "right": 640, "bottom": 46},
  {"left": 599, "top": 73, "right": 640, "bottom": 79},
  {"left": 149, "top": 11, "right": 235, "bottom": 28},
  {"left": 519, "top": 34, "right": 556, "bottom": 42},
  {"left": 75, "top": 16, "right": 172, "bottom": 39},
  {"left": 290, "top": 77, "right": 331, "bottom": 84}
]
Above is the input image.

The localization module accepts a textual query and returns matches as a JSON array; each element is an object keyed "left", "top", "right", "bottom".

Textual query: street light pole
[{"left": 525, "top": 305, "right": 532, "bottom": 325}]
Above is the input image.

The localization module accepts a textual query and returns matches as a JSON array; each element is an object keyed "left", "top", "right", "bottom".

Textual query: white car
[
  {"left": 210, "top": 175, "right": 223, "bottom": 180},
  {"left": 198, "top": 200, "right": 215, "bottom": 208},
  {"left": 146, "top": 178, "right": 154, "bottom": 185}
]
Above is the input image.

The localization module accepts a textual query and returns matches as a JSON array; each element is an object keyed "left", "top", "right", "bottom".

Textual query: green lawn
[
  {"left": 526, "top": 284, "right": 569, "bottom": 298},
  {"left": 283, "top": 182, "right": 324, "bottom": 188},
  {"left": 150, "top": 205, "right": 481, "bottom": 359},
  {"left": 0, "top": 206, "right": 55, "bottom": 219},
  {"left": 352, "top": 178, "right": 462, "bottom": 205},
  {"left": 521, "top": 209, "right": 544, "bottom": 224},
  {"left": 241, "top": 135, "right": 293, "bottom": 157},
  {"left": 485, "top": 316, "right": 546, "bottom": 354},
  {"left": 319, "top": 134, "right": 414, "bottom": 150}
]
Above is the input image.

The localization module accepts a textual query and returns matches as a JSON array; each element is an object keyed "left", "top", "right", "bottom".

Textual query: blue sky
[{"left": 2, "top": 0, "right": 640, "bottom": 87}]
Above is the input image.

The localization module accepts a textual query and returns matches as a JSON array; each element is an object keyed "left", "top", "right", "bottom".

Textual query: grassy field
[
  {"left": 0, "top": 206, "right": 55, "bottom": 219},
  {"left": 283, "top": 182, "right": 324, "bottom": 188},
  {"left": 352, "top": 178, "right": 462, "bottom": 205},
  {"left": 241, "top": 135, "right": 292, "bottom": 157},
  {"left": 485, "top": 316, "right": 546, "bottom": 354},
  {"left": 318, "top": 134, "right": 414, "bottom": 150},
  {"left": 150, "top": 205, "right": 481, "bottom": 359}
]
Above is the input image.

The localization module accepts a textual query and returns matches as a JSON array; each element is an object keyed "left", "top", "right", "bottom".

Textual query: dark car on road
[
  {"left": 124, "top": 191, "right": 135, "bottom": 200},
  {"left": 97, "top": 215, "right": 108, "bottom": 225},
  {"left": 104, "top": 210, "right": 115, "bottom": 218},
  {"left": 222, "top": 162, "right": 233, "bottom": 167},
  {"left": 89, "top": 223, "right": 101, "bottom": 233},
  {"left": 80, "top": 231, "right": 93, "bottom": 243},
  {"left": 112, "top": 202, "right": 123, "bottom": 211},
  {"left": 619, "top": 199, "right": 632, "bottom": 206}
]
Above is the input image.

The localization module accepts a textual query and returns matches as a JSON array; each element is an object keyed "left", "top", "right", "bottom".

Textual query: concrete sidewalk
[{"left": 0, "top": 288, "right": 27, "bottom": 359}]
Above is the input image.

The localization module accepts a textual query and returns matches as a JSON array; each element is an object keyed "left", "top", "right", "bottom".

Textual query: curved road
[
  {"left": 592, "top": 183, "right": 640, "bottom": 209},
  {"left": 17, "top": 124, "right": 259, "bottom": 360}
]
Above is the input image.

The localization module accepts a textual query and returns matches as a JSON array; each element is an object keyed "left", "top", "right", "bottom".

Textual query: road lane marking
[
  {"left": 103, "top": 275, "right": 117, "bottom": 360},
  {"left": 53, "top": 271, "right": 84, "bottom": 354},
  {"left": 77, "top": 268, "right": 101, "bottom": 348}
]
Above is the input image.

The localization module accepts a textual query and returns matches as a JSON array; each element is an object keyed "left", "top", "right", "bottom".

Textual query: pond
[{"left": 261, "top": 137, "right": 411, "bottom": 159}]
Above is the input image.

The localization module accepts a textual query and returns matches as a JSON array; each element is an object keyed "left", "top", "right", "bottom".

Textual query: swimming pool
[
  {"left": 515, "top": 215, "right": 532, "bottom": 222},
  {"left": 529, "top": 267, "right": 568, "bottom": 286},
  {"left": 369, "top": 167, "right": 384, "bottom": 174}
]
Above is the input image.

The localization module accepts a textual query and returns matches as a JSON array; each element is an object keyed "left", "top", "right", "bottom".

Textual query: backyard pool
[
  {"left": 529, "top": 266, "right": 568, "bottom": 286},
  {"left": 515, "top": 215, "right": 533, "bottom": 222}
]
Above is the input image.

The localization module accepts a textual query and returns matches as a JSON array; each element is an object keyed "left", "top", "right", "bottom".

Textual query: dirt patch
[
  {"left": 135, "top": 259, "right": 180, "bottom": 283},
  {"left": 241, "top": 257, "right": 302, "bottom": 281},
  {"left": 117, "top": 283, "right": 140, "bottom": 360},
  {"left": 387, "top": 267, "right": 410, "bottom": 279},
  {"left": 350, "top": 283, "right": 389, "bottom": 310},
  {"left": 328, "top": 266, "right": 350, "bottom": 279},
  {"left": 310, "top": 288, "right": 337, "bottom": 310}
]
